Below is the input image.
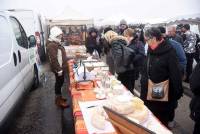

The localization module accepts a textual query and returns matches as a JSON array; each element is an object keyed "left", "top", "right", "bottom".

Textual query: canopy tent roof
[
  {"left": 166, "top": 13, "right": 200, "bottom": 25},
  {"left": 48, "top": 6, "right": 94, "bottom": 26},
  {"left": 49, "top": 19, "right": 94, "bottom": 26},
  {"left": 94, "top": 13, "right": 150, "bottom": 26},
  {"left": 95, "top": 13, "right": 200, "bottom": 26}
]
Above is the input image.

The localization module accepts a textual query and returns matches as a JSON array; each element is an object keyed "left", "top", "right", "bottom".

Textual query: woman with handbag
[{"left": 140, "top": 27, "right": 183, "bottom": 128}]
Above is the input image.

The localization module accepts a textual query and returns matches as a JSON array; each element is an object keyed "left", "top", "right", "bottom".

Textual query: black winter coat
[
  {"left": 140, "top": 40, "right": 183, "bottom": 112},
  {"left": 85, "top": 36, "right": 97, "bottom": 48},
  {"left": 128, "top": 39, "right": 145, "bottom": 67},
  {"left": 190, "top": 63, "right": 200, "bottom": 122},
  {"left": 111, "top": 37, "right": 135, "bottom": 74}
]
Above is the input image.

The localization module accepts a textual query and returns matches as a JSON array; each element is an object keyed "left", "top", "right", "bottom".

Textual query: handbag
[{"left": 146, "top": 55, "right": 169, "bottom": 102}]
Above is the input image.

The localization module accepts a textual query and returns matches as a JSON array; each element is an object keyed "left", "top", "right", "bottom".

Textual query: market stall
[
  {"left": 65, "top": 55, "right": 173, "bottom": 134},
  {"left": 48, "top": 6, "right": 94, "bottom": 45}
]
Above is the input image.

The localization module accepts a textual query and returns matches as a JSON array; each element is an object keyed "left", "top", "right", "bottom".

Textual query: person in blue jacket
[
  {"left": 159, "top": 26, "right": 187, "bottom": 77},
  {"left": 168, "top": 39, "right": 187, "bottom": 75}
]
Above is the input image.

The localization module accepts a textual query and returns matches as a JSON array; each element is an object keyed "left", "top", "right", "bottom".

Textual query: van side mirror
[{"left": 28, "top": 35, "right": 36, "bottom": 48}]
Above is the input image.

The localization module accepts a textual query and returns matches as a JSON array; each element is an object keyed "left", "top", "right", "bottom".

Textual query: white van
[
  {"left": 8, "top": 9, "right": 47, "bottom": 62},
  {"left": 0, "top": 11, "right": 39, "bottom": 132}
]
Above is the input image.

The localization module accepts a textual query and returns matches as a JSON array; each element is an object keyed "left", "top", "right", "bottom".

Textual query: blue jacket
[{"left": 168, "top": 39, "right": 187, "bottom": 72}]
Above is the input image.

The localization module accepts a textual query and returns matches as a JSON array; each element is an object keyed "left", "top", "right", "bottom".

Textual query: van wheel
[{"left": 33, "top": 65, "right": 40, "bottom": 89}]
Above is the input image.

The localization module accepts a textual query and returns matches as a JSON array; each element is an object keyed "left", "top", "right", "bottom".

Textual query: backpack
[
  {"left": 111, "top": 38, "right": 135, "bottom": 73},
  {"left": 119, "top": 44, "right": 135, "bottom": 67},
  {"left": 112, "top": 43, "right": 135, "bottom": 74}
]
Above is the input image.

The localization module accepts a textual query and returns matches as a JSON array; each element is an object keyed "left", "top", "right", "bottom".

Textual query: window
[
  {"left": 0, "top": 15, "right": 12, "bottom": 66},
  {"left": 10, "top": 17, "right": 28, "bottom": 49}
]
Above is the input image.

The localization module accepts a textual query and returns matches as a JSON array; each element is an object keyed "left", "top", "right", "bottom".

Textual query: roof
[
  {"left": 166, "top": 13, "right": 200, "bottom": 25},
  {"left": 48, "top": 6, "right": 93, "bottom": 26},
  {"left": 54, "top": 7, "right": 89, "bottom": 20}
]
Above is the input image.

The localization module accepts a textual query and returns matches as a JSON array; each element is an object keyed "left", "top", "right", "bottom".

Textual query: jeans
[{"left": 54, "top": 72, "right": 64, "bottom": 95}]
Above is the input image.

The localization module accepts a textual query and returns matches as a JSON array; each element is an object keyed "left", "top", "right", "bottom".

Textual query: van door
[
  {"left": 10, "top": 17, "right": 34, "bottom": 90},
  {"left": 0, "top": 14, "right": 24, "bottom": 123},
  {"left": 35, "top": 15, "right": 46, "bottom": 62}
]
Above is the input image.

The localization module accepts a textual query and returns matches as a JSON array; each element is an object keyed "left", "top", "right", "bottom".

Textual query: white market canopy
[
  {"left": 49, "top": 6, "right": 94, "bottom": 26},
  {"left": 95, "top": 13, "right": 200, "bottom": 27},
  {"left": 94, "top": 14, "right": 148, "bottom": 26}
]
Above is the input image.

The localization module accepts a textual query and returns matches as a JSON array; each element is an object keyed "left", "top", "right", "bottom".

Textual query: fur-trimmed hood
[
  {"left": 104, "top": 30, "right": 128, "bottom": 45},
  {"left": 110, "top": 35, "right": 128, "bottom": 46}
]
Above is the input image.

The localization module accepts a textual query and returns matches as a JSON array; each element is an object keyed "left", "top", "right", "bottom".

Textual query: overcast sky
[{"left": 1, "top": 0, "right": 200, "bottom": 22}]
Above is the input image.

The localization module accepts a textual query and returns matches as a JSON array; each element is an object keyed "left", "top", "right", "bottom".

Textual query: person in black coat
[
  {"left": 85, "top": 28, "right": 98, "bottom": 55},
  {"left": 104, "top": 30, "right": 135, "bottom": 94},
  {"left": 190, "top": 62, "right": 200, "bottom": 134},
  {"left": 194, "top": 34, "right": 200, "bottom": 63},
  {"left": 102, "top": 27, "right": 116, "bottom": 75},
  {"left": 140, "top": 27, "right": 183, "bottom": 127},
  {"left": 124, "top": 28, "right": 145, "bottom": 80}
]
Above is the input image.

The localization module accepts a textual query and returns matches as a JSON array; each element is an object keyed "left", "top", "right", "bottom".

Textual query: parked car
[
  {"left": 0, "top": 10, "right": 39, "bottom": 133},
  {"left": 8, "top": 9, "right": 48, "bottom": 62}
]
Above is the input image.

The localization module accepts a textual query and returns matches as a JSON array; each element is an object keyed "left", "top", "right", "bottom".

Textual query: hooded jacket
[
  {"left": 85, "top": 28, "right": 98, "bottom": 48},
  {"left": 110, "top": 36, "right": 135, "bottom": 73},
  {"left": 85, "top": 35, "right": 97, "bottom": 47},
  {"left": 46, "top": 41, "right": 68, "bottom": 73},
  {"left": 49, "top": 26, "right": 63, "bottom": 43},
  {"left": 140, "top": 40, "right": 183, "bottom": 112}
]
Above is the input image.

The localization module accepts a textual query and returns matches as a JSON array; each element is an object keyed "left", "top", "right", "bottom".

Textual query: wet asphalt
[{"left": 6, "top": 63, "right": 74, "bottom": 134}]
